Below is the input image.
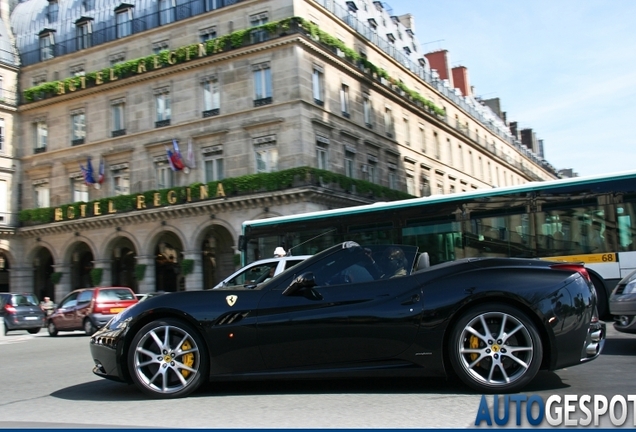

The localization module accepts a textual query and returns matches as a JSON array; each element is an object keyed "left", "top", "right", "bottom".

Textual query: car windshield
[
  {"left": 11, "top": 294, "right": 39, "bottom": 307},
  {"left": 97, "top": 289, "right": 135, "bottom": 301}
]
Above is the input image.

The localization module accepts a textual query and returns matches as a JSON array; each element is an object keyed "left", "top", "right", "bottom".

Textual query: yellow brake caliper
[
  {"left": 181, "top": 340, "right": 194, "bottom": 378},
  {"left": 469, "top": 335, "right": 479, "bottom": 362}
]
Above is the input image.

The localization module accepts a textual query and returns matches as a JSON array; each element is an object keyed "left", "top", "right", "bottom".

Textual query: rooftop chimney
[
  {"left": 424, "top": 50, "right": 452, "bottom": 83},
  {"left": 451, "top": 66, "right": 470, "bottom": 97}
]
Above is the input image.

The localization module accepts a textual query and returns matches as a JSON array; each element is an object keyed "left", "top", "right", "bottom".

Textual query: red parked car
[{"left": 47, "top": 287, "right": 138, "bottom": 336}]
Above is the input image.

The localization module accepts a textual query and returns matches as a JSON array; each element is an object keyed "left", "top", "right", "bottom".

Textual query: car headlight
[
  {"left": 616, "top": 270, "right": 636, "bottom": 295},
  {"left": 108, "top": 314, "right": 131, "bottom": 330},
  {"left": 622, "top": 280, "right": 636, "bottom": 295}
]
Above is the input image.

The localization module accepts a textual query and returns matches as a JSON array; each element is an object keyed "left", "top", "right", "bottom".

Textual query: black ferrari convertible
[{"left": 90, "top": 241, "right": 605, "bottom": 398}]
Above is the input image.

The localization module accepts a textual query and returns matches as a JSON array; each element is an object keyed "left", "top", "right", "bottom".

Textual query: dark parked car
[
  {"left": 1, "top": 292, "right": 46, "bottom": 335},
  {"left": 609, "top": 269, "right": 636, "bottom": 333},
  {"left": 90, "top": 242, "right": 605, "bottom": 398},
  {"left": 48, "top": 287, "right": 138, "bottom": 336}
]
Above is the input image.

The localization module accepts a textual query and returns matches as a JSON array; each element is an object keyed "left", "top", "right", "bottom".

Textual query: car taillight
[
  {"left": 550, "top": 263, "right": 591, "bottom": 283},
  {"left": 4, "top": 303, "right": 17, "bottom": 314},
  {"left": 92, "top": 302, "right": 107, "bottom": 314}
]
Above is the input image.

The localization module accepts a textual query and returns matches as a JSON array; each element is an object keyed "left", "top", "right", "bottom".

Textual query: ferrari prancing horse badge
[{"left": 226, "top": 295, "right": 238, "bottom": 307}]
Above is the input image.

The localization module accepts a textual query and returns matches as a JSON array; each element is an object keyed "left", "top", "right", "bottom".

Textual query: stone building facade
[{"left": 0, "top": 0, "right": 558, "bottom": 300}]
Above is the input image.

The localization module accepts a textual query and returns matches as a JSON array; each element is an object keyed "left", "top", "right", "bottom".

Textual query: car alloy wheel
[
  {"left": 449, "top": 304, "right": 542, "bottom": 393},
  {"left": 128, "top": 318, "right": 208, "bottom": 398}
]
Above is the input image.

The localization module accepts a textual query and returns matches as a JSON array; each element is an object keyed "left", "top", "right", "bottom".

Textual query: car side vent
[{"left": 216, "top": 311, "right": 250, "bottom": 325}]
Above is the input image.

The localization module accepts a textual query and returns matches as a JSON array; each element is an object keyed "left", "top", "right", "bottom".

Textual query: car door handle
[{"left": 401, "top": 294, "right": 420, "bottom": 305}]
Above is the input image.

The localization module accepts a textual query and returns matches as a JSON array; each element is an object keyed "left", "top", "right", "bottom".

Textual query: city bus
[{"left": 240, "top": 170, "right": 636, "bottom": 318}]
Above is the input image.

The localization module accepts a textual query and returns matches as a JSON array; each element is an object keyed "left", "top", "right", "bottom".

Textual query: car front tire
[
  {"left": 47, "top": 321, "right": 58, "bottom": 337},
  {"left": 84, "top": 319, "right": 97, "bottom": 336},
  {"left": 449, "top": 303, "right": 543, "bottom": 393},
  {"left": 127, "top": 318, "right": 208, "bottom": 399}
]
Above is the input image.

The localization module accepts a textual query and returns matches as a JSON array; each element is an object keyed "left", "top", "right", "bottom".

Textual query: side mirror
[{"left": 282, "top": 272, "right": 317, "bottom": 296}]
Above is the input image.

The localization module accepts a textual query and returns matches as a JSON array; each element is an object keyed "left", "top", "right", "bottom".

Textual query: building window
[
  {"left": 116, "top": 8, "right": 132, "bottom": 38},
  {"left": 155, "top": 89, "right": 171, "bottom": 127},
  {"left": 340, "top": 84, "right": 350, "bottom": 117},
  {"left": 112, "top": 166, "right": 130, "bottom": 195},
  {"left": 71, "top": 111, "right": 86, "bottom": 145},
  {"left": 316, "top": 142, "right": 329, "bottom": 170},
  {"left": 202, "top": 77, "right": 220, "bottom": 117},
  {"left": 434, "top": 132, "right": 441, "bottom": 159},
  {"left": 255, "top": 146, "right": 278, "bottom": 173},
  {"left": 109, "top": 52, "right": 126, "bottom": 66},
  {"left": 458, "top": 144, "right": 463, "bottom": 171},
  {"left": 363, "top": 94, "right": 372, "bottom": 127},
  {"left": 204, "top": 153, "right": 224, "bottom": 182},
  {"left": 447, "top": 138, "right": 453, "bottom": 164},
  {"left": 34, "top": 183, "right": 50, "bottom": 208},
  {"left": 403, "top": 118, "right": 410, "bottom": 146},
  {"left": 152, "top": 40, "right": 169, "bottom": 54},
  {"left": 34, "top": 121, "right": 47, "bottom": 153},
  {"left": 0, "top": 123, "right": 3, "bottom": 152},
  {"left": 419, "top": 126, "right": 426, "bottom": 153},
  {"left": 111, "top": 100, "right": 126, "bottom": 137},
  {"left": 47, "top": 0, "right": 58, "bottom": 22},
  {"left": 250, "top": 13, "right": 269, "bottom": 43},
  {"left": 420, "top": 174, "right": 430, "bottom": 197},
  {"left": 312, "top": 67, "right": 324, "bottom": 105},
  {"left": 388, "top": 168, "right": 397, "bottom": 189},
  {"left": 384, "top": 107, "right": 394, "bottom": 137},
  {"left": 199, "top": 27, "right": 216, "bottom": 43},
  {"left": 406, "top": 174, "right": 415, "bottom": 195},
  {"left": 156, "top": 163, "right": 174, "bottom": 188},
  {"left": 365, "top": 158, "right": 378, "bottom": 184},
  {"left": 72, "top": 177, "right": 89, "bottom": 202},
  {"left": 83, "top": 0, "right": 95, "bottom": 10},
  {"left": 76, "top": 21, "right": 92, "bottom": 50},
  {"left": 39, "top": 32, "right": 55, "bottom": 60},
  {"left": 344, "top": 149, "right": 356, "bottom": 178},
  {"left": 205, "top": 0, "right": 220, "bottom": 11},
  {"left": 158, "top": 0, "right": 174, "bottom": 25},
  {"left": 253, "top": 63, "right": 272, "bottom": 106}
]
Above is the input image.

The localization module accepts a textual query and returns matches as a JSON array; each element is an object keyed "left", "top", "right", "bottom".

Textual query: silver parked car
[
  {"left": 0, "top": 292, "right": 46, "bottom": 335},
  {"left": 211, "top": 255, "right": 311, "bottom": 289},
  {"left": 609, "top": 269, "right": 636, "bottom": 333}
]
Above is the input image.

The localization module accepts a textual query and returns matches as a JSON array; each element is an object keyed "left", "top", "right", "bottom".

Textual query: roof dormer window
[{"left": 47, "top": 0, "right": 58, "bottom": 23}]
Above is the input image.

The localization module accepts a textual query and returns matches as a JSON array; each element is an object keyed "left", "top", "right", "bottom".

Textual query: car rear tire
[
  {"left": 127, "top": 318, "right": 208, "bottom": 399},
  {"left": 27, "top": 328, "right": 41, "bottom": 334},
  {"left": 449, "top": 303, "right": 543, "bottom": 393},
  {"left": 3, "top": 319, "right": 9, "bottom": 335},
  {"left": 47, "top": 321, "right": 58, "bottom": 337},
  {"left": 84, "top": 319, "right": 97, "bottom": 336}
]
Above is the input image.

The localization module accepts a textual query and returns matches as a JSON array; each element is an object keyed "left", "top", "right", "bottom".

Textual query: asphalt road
[{"left": 0, "top": 325, "right": 634, "bottom": 429}]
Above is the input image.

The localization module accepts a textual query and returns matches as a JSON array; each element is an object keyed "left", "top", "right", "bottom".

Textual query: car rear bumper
[{"left": 4, "top": 315, "right": 45, "bottom": 330}]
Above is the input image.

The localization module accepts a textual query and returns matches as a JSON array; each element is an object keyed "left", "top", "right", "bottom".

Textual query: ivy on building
[
  {"left": 22, "top": 17, "right": 445, "bottom": 116},
  {"left": 18, "top": 167, "right": 414, "bottom": 225}
]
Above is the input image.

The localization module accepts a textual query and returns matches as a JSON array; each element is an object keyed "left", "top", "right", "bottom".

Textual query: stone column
[
  {"left": 9, "top": 266, "right": 37, "bottom": 293},
  {"left": 92, "top": 259, "right": 112, "bottom": 287},
  {"left": 53, "top": 264, "right": 72, "bottom": 302},
  {"left": 182, "top": 251, "right": 203, "bottom": 291},
  {"left": 135, "top": 255, "right": 155, "bottom": 294}
]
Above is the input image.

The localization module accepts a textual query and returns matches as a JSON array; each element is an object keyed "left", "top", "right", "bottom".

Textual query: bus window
[
  {"left": 348, "top": 222, "right": 396, "bottom": 245},
  {"left": 618, "top": 205, "right": 636, "bottom": 251},
  {"left": 402, "top": 221, "right": 461, "bottom": 265}
]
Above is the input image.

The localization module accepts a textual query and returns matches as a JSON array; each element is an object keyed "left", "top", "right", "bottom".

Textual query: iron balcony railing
[{"left": 18, "top": 0, "right": 243, "bottom": 67}]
